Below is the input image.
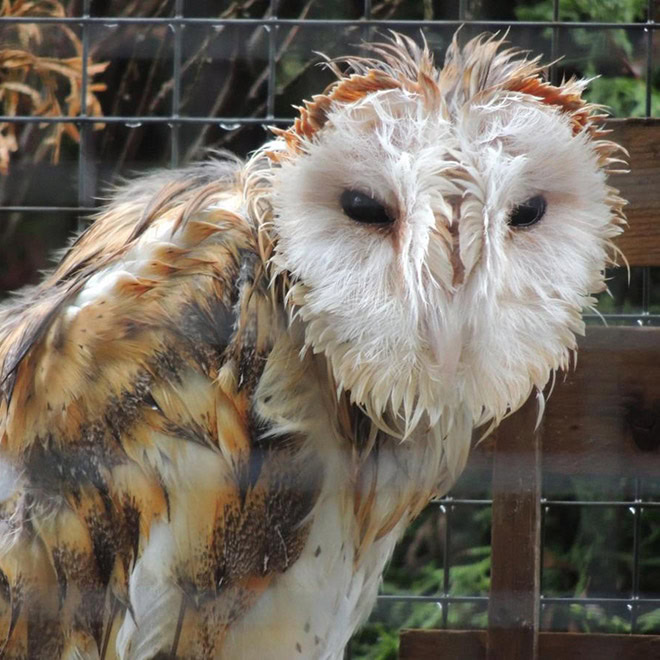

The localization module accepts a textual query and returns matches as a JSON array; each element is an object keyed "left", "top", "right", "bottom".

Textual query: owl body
[{"left": 0, "top": 34, "right": 624, "bottom": 658}]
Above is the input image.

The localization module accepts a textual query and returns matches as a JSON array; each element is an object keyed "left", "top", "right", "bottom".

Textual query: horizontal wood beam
[
  {"left": 471, "top": 326, "right": 660, "bottom": 478},
  {"left": 399, "top": 630, "right": 660, "bottom": 660},
  {"left": 606, "top": 118, "right": 660, "bottom": 267}
]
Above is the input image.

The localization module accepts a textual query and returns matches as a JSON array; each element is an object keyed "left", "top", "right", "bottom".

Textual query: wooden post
[{"left": 486, "top": 394, "right": 542, "bottom": 660}]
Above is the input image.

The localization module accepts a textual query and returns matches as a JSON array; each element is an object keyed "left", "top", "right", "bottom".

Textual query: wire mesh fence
[{"left": 0, "top": 1, "right": 659, "bottom": 658}]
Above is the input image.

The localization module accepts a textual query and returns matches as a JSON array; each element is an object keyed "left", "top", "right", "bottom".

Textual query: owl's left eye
[
  {"left": 508, "top": 195, "right": 547, "bottom": 228},
  {"left": 340, "top": 189, "right": 394, "bottom": 225}
]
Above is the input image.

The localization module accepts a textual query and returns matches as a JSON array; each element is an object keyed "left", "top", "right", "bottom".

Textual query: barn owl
[{"left": 0, "top": 32, "right": 625, "bottom": 659}]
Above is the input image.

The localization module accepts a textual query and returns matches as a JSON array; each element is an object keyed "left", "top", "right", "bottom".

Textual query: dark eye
[
  {"left": 508, "top": 195, "right": 547, "bottom": 228},
  {"left": 340, "top": 189, "right": 394, "bottom": 225}
]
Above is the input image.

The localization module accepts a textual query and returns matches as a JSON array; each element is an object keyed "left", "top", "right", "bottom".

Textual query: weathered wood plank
[
  {"left": 399, "top": 629, "right": 487, "bottom": 659},
  {"left": 542, "top": 325, "right": 660, "bottom": 477},
  {"left": 486, "top": 395, "right": 541, "bottom": 660},
  {"left": 541, "top": 631, "right": 660, "bottom": 659},
  {"left": 399, "top": 630, "right": 660, "bottom": 660},
  {"left": 606, "top": 118, "right": 660, "bottom": 267},
  {"left": 472, "top": 326, "right": 660, "bottom": 478}
]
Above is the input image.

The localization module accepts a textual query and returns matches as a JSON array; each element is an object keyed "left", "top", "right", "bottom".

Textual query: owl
[{"left": 0, "top": 32, "right": 625, "bottom": 659}]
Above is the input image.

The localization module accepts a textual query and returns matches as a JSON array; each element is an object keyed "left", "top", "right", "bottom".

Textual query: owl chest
[{"left": 222, "top": 425, "right": 433, "bottom": 660}]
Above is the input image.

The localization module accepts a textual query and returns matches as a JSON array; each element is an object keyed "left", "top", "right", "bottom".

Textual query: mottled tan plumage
[
  {"left": 0, "top": 163, "right": 292, "bottom": 656},
  {"left": 0, "top": 32, "right": 625, "bottom": 659}
]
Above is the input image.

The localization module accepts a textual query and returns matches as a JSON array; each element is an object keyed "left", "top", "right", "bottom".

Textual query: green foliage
[
  {"left": 588, "top": 75, "right": 660, "bottom": 119},
  {"left": 595, "top": 268, "right": 660, "bottom": 320},
  {"left": 515, "top": 0, "right": 648, "bottom": 23},
  {"left": 639, "top": 607, "right": 660, "bottom": 634},
  {"left": 516, "top": 0, "right": 659, "bottom": 117}
]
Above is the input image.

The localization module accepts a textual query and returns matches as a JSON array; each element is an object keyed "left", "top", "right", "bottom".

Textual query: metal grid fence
[{"left": 0, "top": 0, "right": 659, "bottom": 655}]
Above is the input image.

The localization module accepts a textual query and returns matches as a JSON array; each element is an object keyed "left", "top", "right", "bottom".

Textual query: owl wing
[{"left": 0, "top": 163, "right": 321, "bottom": 659}]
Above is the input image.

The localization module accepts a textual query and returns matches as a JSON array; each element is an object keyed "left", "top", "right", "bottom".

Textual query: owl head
[{"left": 247, "top": 32, "right": 626, "bottom": 440}]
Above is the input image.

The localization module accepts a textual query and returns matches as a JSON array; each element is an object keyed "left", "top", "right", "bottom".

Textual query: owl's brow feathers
[{"left": 267, "top": 32, "right": 623, "bottom": 161}]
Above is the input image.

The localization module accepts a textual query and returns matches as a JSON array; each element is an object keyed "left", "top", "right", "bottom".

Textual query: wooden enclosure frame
[{"left": 399, "top": 118, "right": 660, "bottom": 659}]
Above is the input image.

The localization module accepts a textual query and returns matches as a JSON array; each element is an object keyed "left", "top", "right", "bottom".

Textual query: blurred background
[{"left": 0, "top": 1, "right": 659, "bottom": 658}]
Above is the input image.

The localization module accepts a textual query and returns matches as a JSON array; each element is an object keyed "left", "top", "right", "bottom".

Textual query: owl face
[{"left": 261, "top": 34, "right": 624, "bottom": 434}]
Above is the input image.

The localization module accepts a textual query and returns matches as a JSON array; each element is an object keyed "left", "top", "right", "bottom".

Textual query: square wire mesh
[{"left": 0, "top": 0, "right": 659, "bottom": 657}]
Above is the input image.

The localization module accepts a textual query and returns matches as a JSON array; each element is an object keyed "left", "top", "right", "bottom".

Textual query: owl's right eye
[
  {"left": 508, "top": 195, "right": 547, "bottom": 228},
  {"left": 340, "top": 189, "right": 394, "bottom": 225}
]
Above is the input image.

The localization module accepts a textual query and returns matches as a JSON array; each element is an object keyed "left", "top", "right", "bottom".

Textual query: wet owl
[{"left": 0, "top": 32, "right": 625, "bottom": 659}]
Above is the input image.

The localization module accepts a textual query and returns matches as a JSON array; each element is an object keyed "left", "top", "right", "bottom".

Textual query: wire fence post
[
  {"left": 170, "top": 0, "right": 183, "bottom": 167},
  {"left": 77, "top": 0, "right": 93, "bottom": 229}
]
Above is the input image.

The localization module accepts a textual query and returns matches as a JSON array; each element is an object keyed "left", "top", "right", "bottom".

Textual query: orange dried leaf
[
  {"left": 0, "top": 49, "right": 36, "bottom": 68},
  {"left": 61, "top": 121, "right": 79, "bottom": 142},
  {"left": 0, "top": 0, "right": 108, "bottom": 172},
  {"left": 0, "top": 80, "right": 41, "bottom": 105},
  {"left": 0, "top": 130, "right": 18, "bottom": 175}
]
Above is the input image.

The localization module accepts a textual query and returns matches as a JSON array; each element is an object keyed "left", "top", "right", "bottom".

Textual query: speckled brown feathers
[{"left": 0, "top": 160, "right": 322, "bottom": 658}]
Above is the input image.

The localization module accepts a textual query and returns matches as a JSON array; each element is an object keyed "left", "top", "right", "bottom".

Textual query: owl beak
[{"left": 448, "top": 220, "right": 465, "bottom": 289}]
